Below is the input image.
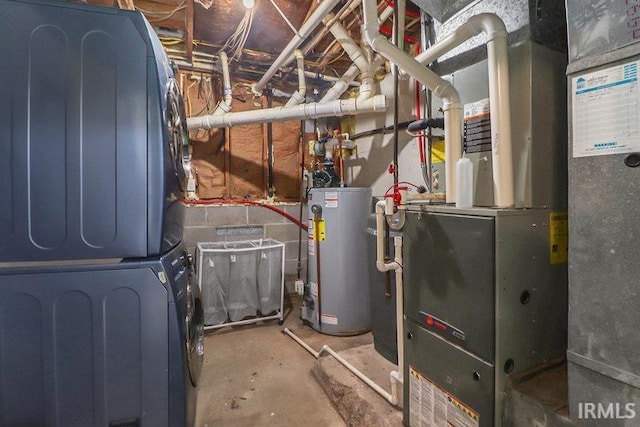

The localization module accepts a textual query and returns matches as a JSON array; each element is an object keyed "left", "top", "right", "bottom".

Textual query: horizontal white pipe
[
  {"left": 285, "top": 49, "right": 307, "bottom": 107},
  {"left": 414, "top": 13, "right": 514, "bottom": 207},
  {"left": 254, "top": 0, "right": 342, "bottom": 95},
  {"left": 187, "top": 94, "right": 388, "bottom": 129},
  {"left": 320, "top": 64, "right": 361, "bottom": 102},
  {"left": 283, "top": 328, "right": 400, "bottom": 406},
  {"left": 212, "top": 51, "right": 232, "bottom": 115}
]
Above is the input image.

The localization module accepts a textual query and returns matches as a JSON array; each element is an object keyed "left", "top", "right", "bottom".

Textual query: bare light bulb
[{"left": 242, "top": 0, "right": 255, "bottom": 8}]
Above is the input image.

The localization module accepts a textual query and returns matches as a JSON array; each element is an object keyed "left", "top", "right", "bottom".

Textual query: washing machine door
[
  {"left": 185, "top": 265, "right": 204, "bottom": 386},
  {"left": 167, "top": 80, "right": 192, "bottom": 193}
]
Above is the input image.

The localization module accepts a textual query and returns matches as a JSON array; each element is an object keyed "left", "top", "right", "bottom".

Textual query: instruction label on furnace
[
  {"left": 572, "top": 61, "right": 640, "bottom": 157},
  {"left": 549, "top": 212, "right": 568, "bottom": 265},
  {"left": 409, "top": 366, "right": 479, "bottom": 427}
]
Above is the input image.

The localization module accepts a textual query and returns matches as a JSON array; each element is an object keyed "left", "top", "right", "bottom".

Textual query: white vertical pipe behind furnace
[
  {"left": 414, "top": 13, "right": 514, "bottom": 208},
  {"left": 361, "top": 0, "right": 462, "bottom": 203}
]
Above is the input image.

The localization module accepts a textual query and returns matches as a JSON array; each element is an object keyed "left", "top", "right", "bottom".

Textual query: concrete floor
[{"left": 195, "top": 297, "right": 381, "bottom": 427}]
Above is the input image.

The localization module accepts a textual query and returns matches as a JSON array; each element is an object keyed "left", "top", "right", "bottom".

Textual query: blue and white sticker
[{"left": 572, "top": 60, "right": 640, "bottom": 157}]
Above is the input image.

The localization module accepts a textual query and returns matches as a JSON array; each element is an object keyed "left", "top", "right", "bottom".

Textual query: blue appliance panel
[
  {"left": 0, "top": 0, "right": 186, "bottom": 262},
  {"left": 0, "top": 267, "right": 169, "bottom": 427}
]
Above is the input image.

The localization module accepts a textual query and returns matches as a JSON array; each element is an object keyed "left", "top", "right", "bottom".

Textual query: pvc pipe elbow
[{"left": 468, "top": 13, "right": 508, "bottom": 41}]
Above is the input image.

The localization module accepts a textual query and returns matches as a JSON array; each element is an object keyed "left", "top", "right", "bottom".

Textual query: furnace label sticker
[
  {"left": 409, "top": 366, "right": 479, "bottom": 427},
  {"left": 464, "top": 98, "right": 491, "bottom": 154},
  {"left": 572, "top": 61, "right": 640, "bottom": 157},
  {"left": 549, "top": 212, "right": 568, "bottom": 265},
  {"left": 324, "top": 192, "right": 338, "bottom": 208}
]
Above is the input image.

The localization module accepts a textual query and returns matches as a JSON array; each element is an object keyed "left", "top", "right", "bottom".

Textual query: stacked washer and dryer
[{"left": 0, "top": 1, "right": 203, "bottom": 426}]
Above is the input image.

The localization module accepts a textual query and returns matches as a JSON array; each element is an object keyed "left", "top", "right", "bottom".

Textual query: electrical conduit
[
  {"left": 414, "top": 13, "right": 514, "bottom": 207},
  {"left": 362, "top": 0, "right": 462, "bottom": 204}
]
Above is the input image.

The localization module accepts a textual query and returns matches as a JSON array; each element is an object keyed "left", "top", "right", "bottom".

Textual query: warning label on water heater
[
  {"left": 409, "top": 366, "right": 479, "bottom": 427},
  {"left": 572, "top": 60, "right": 640, "bottom": 157}
]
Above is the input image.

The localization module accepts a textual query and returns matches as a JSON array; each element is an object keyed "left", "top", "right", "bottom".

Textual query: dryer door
[
  {"left": 185, "top": 261, "right": 204, "bottom": 386},
  {"left": 167, "top": 80, "right": 192, "bottom": 192}
]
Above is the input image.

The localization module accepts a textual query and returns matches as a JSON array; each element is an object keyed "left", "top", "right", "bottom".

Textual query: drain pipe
[
  {"left": 320, "top": 63, "right": 361, "bottom": 102},
  {"left": 186, "top": 95, "right": 388, "bottom": 129},
  {"left": 285, "top": 50, "right": 307, "bottom": 107},
  {"left": 362, "top": 0, "right": 462, "bottom": 204},
  {"left": 253, "top": 0, "right": 342, "bottom": 96},
  {"left": 414, "top": 13, "right": 514, "bottom": 207},
  {"left": 212, "top": 51, "right": 232, "bottom": 115},
  {"left": 325, "top": 17, "right": 379, "bottom": 103}
]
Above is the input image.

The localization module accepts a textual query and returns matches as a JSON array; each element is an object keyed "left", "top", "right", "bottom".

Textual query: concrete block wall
[{"left": 182, "top": 203, "right": 308, "bottom": 294}]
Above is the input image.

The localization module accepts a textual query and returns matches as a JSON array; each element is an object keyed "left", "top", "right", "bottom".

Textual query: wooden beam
[{"left": 186, "top": 0, "right": 194, "bottom": 62}]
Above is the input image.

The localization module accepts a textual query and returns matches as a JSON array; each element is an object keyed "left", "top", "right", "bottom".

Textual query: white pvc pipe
[
  {"left": 326, "top": 17, "right": 370, "bottom": 74},
  {"left": 283, "top": 328, "right": 401, "bottom": 406},
  {"left": 393, "top": 234, "right": 404, "bottom": 385},
  {"left": 374, "top": 201, "right": 405, "bottom": 384},
  {"left": 320, "top": 64, "right": 361, "bottom": 102},
  {"left": 362, "top": 0, "right": 462, "bottom": 204},
  {"left": 414, "top": 13, "right": 514, "bottom": 207},
  {"left": 212, "top": 51, "right": 232, "bottom": 115},
  {"left": 253, "top": 0, "right": 342, "bottom": 95},
  {"left": 378, "top": 6, "right": 393, "bottom": 25},
  {"left": 187, "top": 94, "right": 388, "bottom": 129},
  {"left": 325, "top": 17, "right": 377, "bottom": 102},
  {"left": 285, "top": 49, "right": 307, "bottom": 107}
]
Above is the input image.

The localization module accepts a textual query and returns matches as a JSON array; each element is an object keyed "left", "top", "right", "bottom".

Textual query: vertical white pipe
[
  {"left": 413, "top": 13, "right": 514, "bottom": 207},
  {"left": 213, "top": 51, "right": 232, "bottom": 115},
  {"left": 393, "top": 235, "right": 404, "bottom": 383},
  {"left": 285, "top": 50, "right": 307, "bottom": 107},
  {"left": 362, "top": 0, "right": 462, "bottom": 203},
  {"left": 487, "top": 35, "right": 514, "bottom": 207},
  {"left": 254, "top": 0, "right": 341, "bottom": 95}
]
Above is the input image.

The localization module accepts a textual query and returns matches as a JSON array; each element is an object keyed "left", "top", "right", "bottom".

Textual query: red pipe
[
  {"left": 379, "top": 25, "right": 419, "bottom": 44},
  {"left": 181, "top": 199, "right": 309, "bottom": 232},
  {"left": 385, "top": 1, "right": 421, "bottom": 19}
]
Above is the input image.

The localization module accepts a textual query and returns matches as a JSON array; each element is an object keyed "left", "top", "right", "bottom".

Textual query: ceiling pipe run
[
  {"left": 285, "top": 49, "right": 307, "bottom": 107},
  {"left": 186, "top": 94, "right": 388, "bottom": 129},
  {"left": 362, "top": 0, "right": 462, "bottom": 204},
  {"left": 253, "top": 0, "right": 342, "bottom": 96},
  {"left": 324, "top": 16, "right": 381, "bottom": 102},
  {"left": 414, "top": 13, "right": 514, "bottom": 207}
]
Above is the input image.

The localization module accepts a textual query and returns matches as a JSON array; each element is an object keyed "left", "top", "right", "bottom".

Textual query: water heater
[{"left": 302, "top": 187, "right": 371, "bottom": 336}]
